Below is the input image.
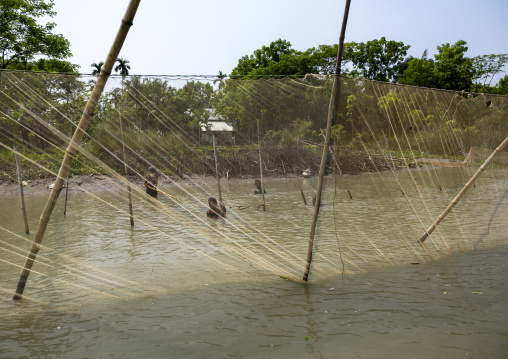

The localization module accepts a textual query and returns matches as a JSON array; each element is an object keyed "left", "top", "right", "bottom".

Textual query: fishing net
[{"left": 1, "top": 70, "right": 507, "bottom": 295}]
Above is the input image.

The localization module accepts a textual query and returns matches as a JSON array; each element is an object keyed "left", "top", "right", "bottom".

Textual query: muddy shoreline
[{"left": 0, "top": 173, "right": 284, "bottom": 197}]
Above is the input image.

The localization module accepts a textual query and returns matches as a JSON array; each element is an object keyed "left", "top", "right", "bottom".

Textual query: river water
[{"left": 1, "top": 167, "right": 507, "bottom": 358}]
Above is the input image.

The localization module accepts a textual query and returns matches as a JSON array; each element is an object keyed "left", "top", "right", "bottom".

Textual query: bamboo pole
[
  {"left": 296, "top": 175, "right": 307, "bottom": 205},
  {"left": 212, "top": 134, "right": 223, "bottom": 203},
  {"left": 63, "top": 180, "right": 69, "bottom": 216},
  {"left": 257, "top": 119, "right": 266, "bottom": 211},
  {"left": 14, "top": 146, "right": 29, "bottom": 234},
  {"left": 303, "top": 0, "right": 351, "bottom": 282},
  {"left": 154, "top": 187, "right": 184, "bottom": 205},
  {"left": 119, "top": 103, "right": 134, "bottom": 226},
  {"left": 64, "top": 90, "right": 71, "bottom": 217},
  {"left": 419, "top": 135, "right": 508, "bottom": 244},
  {"left": 13, "top": 0, "right": 141, "bottom": 300}
]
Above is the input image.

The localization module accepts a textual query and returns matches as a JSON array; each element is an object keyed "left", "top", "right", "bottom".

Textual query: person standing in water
[
  {"left": 144, "top": 166, "right": 159, "bottom": 197},
  {"left": 206, "top": 197, "right": 226, "bottom": 218},
  {"left": 254, "top": 179, "right": 266, "bottom": 195}
]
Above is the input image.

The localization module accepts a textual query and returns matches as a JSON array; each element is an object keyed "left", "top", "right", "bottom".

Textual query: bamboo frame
[
  {"left": 14, "top": 146, "right": 29, "bottom": 234},
  {"left": 303, "top": 0, "right": 351, "bottom": 282},
  {"left": 13, "top": 0, "right": 141, "bottom": 300},
  {"left": 419, "top": 135, "right": 508, "bottom": 244}
]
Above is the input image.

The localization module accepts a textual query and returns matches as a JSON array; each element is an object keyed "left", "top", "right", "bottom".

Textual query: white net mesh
[{"left": 1, "top": 70, "right": 507, "bottom": 294}]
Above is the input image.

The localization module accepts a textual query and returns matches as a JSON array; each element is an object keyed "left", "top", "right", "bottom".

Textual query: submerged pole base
[
  {"left": 12, "top": 276, "right": 28, "bottom": 300},
  {"left": 303, "top": 262, "right": 311, "bottom": 282}
]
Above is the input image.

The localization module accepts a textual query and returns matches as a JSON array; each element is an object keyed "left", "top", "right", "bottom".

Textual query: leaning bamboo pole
[
  {"left": 296, "top": 175, "right": 307, "bottom": 205},
  {"left": 14, "top": 146, "right": 29, "bottom": 234},
  {"left": 119, "top": 103, "right": 134, "bottom": 226},
  {"left": 212, "top": 134, "right": 223, "bottom": 203},
  {"left": 257, "top": 119, "right": 266, "bottom": 211},
  {"left": 13, "top": 0, "right": 141, "bottom": 300},
  {"left": 419, "top": 135, "right": 508, "bottom": 244},
  {"left": 303, "top": 0, "right": 351, "bottom": 282}
]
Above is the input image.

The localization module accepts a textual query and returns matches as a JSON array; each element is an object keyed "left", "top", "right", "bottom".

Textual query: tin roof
[{"left": 201, "top": 121, "right": 234, "bottom": 132}]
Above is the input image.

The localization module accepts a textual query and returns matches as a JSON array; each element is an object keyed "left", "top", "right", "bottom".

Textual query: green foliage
[
  {"left": 493, "top": 75, "right": 508, "bottom": 95},
  {"left": 0, "top": 148, "right": 105, "bottom": 182},
  {"left": 342, "top": 37, "right": 410, "bottom": 82},
  {"left": 399, "top": 40, "right": 474, "bottom": 91},
  {"left": 433, "top": 40, "right": 474, "bottom": 91},
  {"left": 114, "top": 57, "right": 131, "bottom": 76},
  {"left": 91, "top": 61, "right": 104, "bottom": 76},
  {"left": 231, "top": 39, "right": 296, "bottom": 78},
  {"left": 472, "top": 54, "right": 508, "bottom": 91},
  {"left": 230, "top": 37, "right": 410, "bottom": 82},
  {"left": 5, "top": 58, "right": 78, "bottom": 72},
  {"left": 0, "top": 0, "right": 72, "bottom": 69},
  {"left": 398, "top": 58, "right": 436, "bottom": 88}
]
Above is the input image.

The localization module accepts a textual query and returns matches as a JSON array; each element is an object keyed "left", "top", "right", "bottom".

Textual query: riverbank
[
  {"left": 0, "top": 172, "right": 280, "bottom": 197},
  {"left": 0, "top": 174, "right": 150, "bottom": 197}
]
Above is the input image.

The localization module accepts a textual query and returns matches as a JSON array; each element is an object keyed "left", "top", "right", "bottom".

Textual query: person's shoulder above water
[{"left": 207, "top": 197, "right": 226, "bottom": 218}]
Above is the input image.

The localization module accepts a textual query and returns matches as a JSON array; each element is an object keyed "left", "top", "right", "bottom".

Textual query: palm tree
[
  {"left": 214, "top": 70, "right": 226, "bottom": 90},
  {"left": 91, "top": 61, "right": 104, "bottom": 76},
  {"left": 114, "top": 57, "right": 131, "bottom": 76}
]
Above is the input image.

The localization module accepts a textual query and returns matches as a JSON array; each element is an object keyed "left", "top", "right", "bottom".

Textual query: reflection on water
[{"left": 1, "top": 168, "right": 507, "bottom": 358}]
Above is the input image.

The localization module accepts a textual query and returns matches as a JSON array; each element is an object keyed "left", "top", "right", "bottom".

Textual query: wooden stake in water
[
  {"left": 296, "top": 175, "right": 307, "bottom": 205},
  {"left": 119, "top": 103, "right": 134, "bottom": 226},
  {"left": 14, "top": 146, "right": 29, "bottom": 234},
  {"left": 63, "top": 179, "right": 69, "bottom": 216},
  {"left": 257, "top": 119, "right": 266, "bottom": 211},
  {"left": 13, "top": 0, "right": 141, "bottom": 300},
  {"left": 419, "top": 134, "right": 508, "bottom": 244},
  {"left": 212, "top": 134, "right": 223, "bottom": 203},
  {"left": 303, "top": 0, "right": 351, "bottom": 282}
]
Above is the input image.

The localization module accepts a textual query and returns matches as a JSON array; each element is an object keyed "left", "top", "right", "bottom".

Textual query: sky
[{"left": 47, "top": 0, "right": 508, "bottom": 84}]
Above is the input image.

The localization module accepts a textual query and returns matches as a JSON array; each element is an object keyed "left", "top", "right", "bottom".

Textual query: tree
[
  {"left": 495, "top": 75, "right": 508, "bottom": 95},
  {"left": 230, "top": 39, "right": 342, "bottom": 78},
  {"left": 6, "top": 58, "right": 78, "bottom": 72},
  {"left": 0, "top": 0, "right": 72, "bottom": 69},
  {"left": 398, "top": 58, "right": 436, "bottom": 88},
  {"left": 114, "top": 57, "right": 131, "bottom": 76},
  {"left": 342, "top": 37, "right": 410, "bottom": 82},
  {"left": 230, "top": 38, "right": 410, "bottom": 82},
  {"left": 471, "top": 54, "right": 508, "bottom": 91},
  {"left": 213, "top": 70, "right": 227, "bottom": 90},
  {"left": 91, "top": 61, "right": 104, "bottom": 76},
  {"left": 433, "top": 40, "right": 473, "bottom": 91},
  {"left": 231, "top": 39, "right": 296, "bottom": 78},
  {"left": 400, "top": 40, "right": 475, "bottom": 92}
]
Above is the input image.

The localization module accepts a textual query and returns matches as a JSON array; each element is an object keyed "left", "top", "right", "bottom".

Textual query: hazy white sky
[{"left": 49, "top": 0, "right": 508, "bottom": 83}]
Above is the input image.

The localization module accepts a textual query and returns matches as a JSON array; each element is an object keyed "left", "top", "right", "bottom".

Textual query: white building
[{"left": 200, "top": 108, "right": 236, "bottom": 144}]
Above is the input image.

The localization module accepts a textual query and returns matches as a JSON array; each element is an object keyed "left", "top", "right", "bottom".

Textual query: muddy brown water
[{"left": 1, "top": 167, "right": 507, "bottom": 358}]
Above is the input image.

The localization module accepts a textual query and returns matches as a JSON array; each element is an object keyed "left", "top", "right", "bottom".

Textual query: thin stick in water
[
  {"left": 257, "top": 119, "right": 266, "bottom": 211},
  {"left": 14, "top": 146, "right": 29, "bottom": 234},
  {"left": 296, "top": 175, "right": 307, "bottom": 205},
  {"left": 212, "top": 134, "right": 223, "bottom": 203},
  {"left": 119, "top": 103, "right": 134, "bottom": 226},
  {"left": 63, "top": 179, "right": 69, "bottom": 216}
]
